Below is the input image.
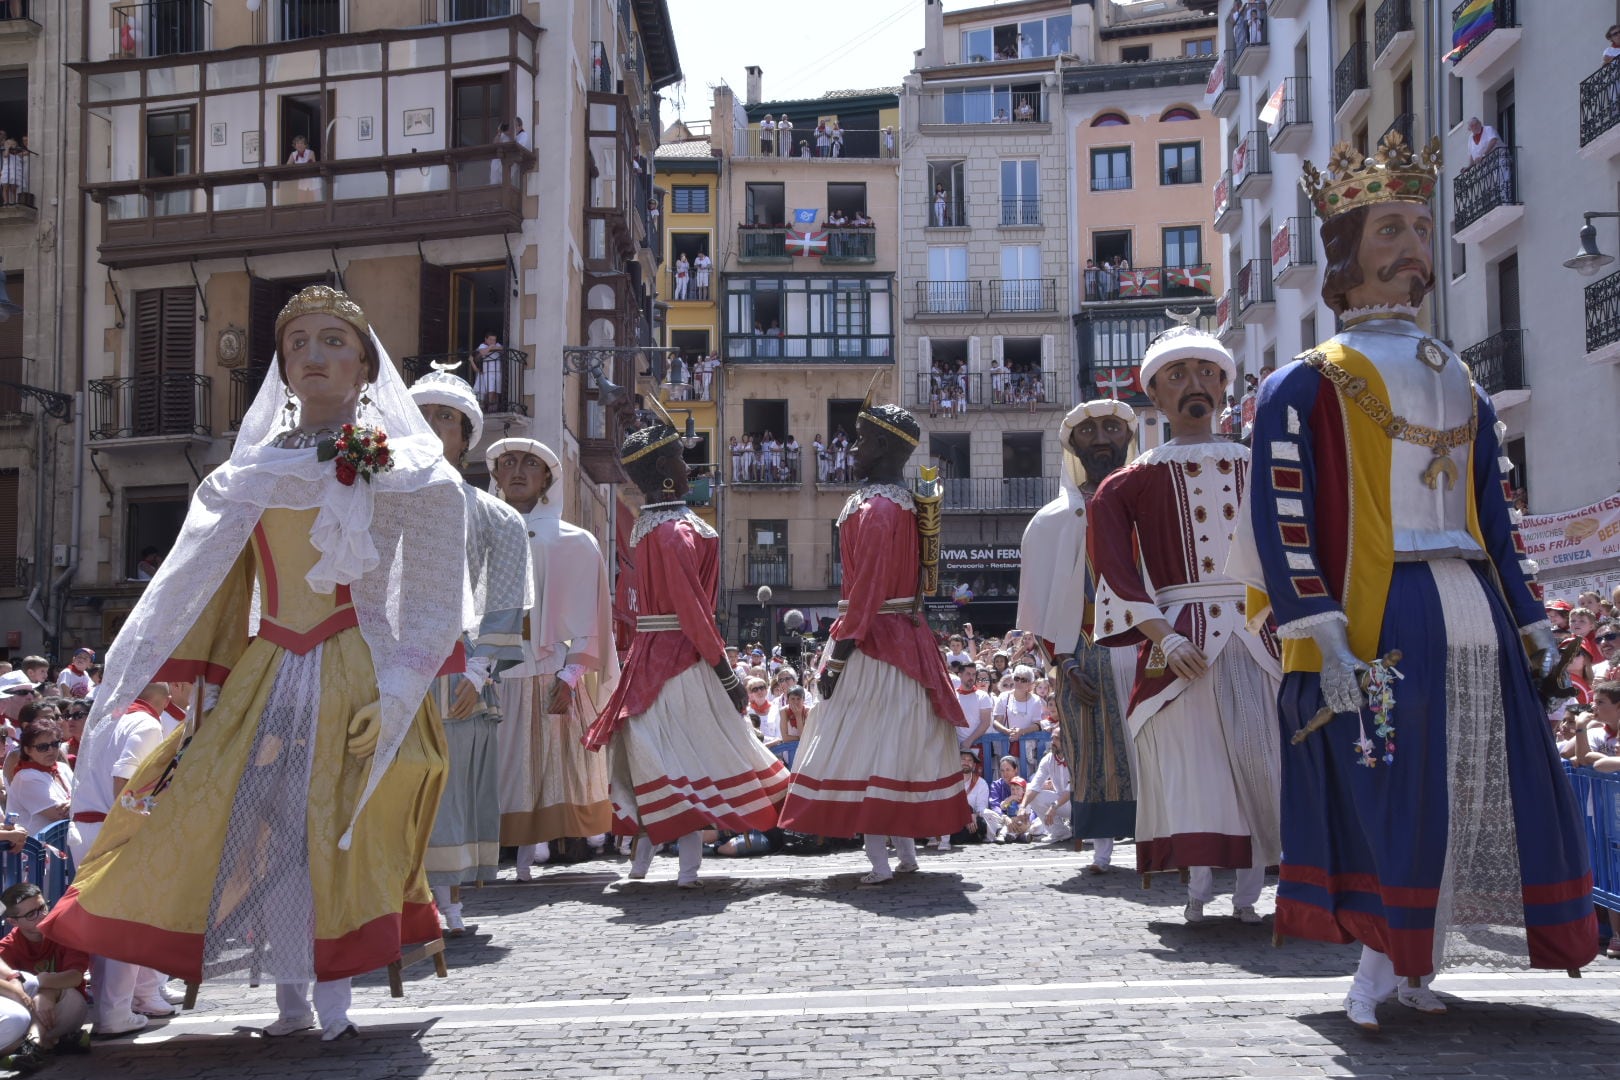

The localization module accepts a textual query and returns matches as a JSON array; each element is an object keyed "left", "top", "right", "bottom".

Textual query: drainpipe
[{"left": 48, "top": 394, "right": 87, "bottom": 647}]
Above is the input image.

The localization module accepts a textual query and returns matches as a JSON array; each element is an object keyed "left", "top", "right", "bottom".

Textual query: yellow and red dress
[{"left": 43, "top": 507, "right": 446, "bottom": 983}]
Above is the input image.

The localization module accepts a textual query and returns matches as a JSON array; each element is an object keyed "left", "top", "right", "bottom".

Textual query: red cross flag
[{"left": 786, "top": 229, "right": 827, "bottom": 257}]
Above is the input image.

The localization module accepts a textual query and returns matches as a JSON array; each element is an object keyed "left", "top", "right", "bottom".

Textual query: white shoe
[
  {"left": 160, "top": 982, "right": 188, "bottom": 1005},
  {"left": 533, "top": 841, "right": 550, "bottom": 865},
  {"left": 320, "top": 1021, "right": 359, "bottom": 1042},
  {"left": 676, "top": 877, "right": 702, "bottom": 889},
  {"left": 1184, "top": 899, "right": 1207, "bottom": 923},
  {"left": 133, "top": 995, "right": 176, "bottom": 1018},
  {"left": 1344, "top": 995, "right": 1380, "bottom": 1031},
  {"left": 262, "top": 1013, "right": 315, "bottom": 1037},
  {"left": 92, "top": 1011, "right": 149, "bottom": 1038},
  {"left": 443, "top": 902, "right": 466, "bottom": 935},
  {"left": 924, "top": 839, "right": 939, "bottom": 849},
  {"left": 895, "top": 860, "right": 919, "bottom": 874},
  {"left": 1234, "top": 905, "right": 1263, "bottom": 925},
  {"left": 858, "top": 871, "right": 893, "bottom": 886},
  {"left": 1397, "top": 985, "right": 1447, "bottom": 1015},
  {"left": 937, "top": 839, "right": 952, "bottom": 852}
]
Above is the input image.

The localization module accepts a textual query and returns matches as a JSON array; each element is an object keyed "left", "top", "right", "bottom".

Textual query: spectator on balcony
[
  {"left": 828, "top": 209, "right": 848, "bottom": 227},
  {"left": 740, "top": 433, "right": 757, "bottom": 481},
  {"left": 759, "top": 115, "right": 775, "bottom": 156},
  {"left": 0, "top": 139, "right": 22, "bottom": 208},
  {"left": 954, "top": 371, "right": 969, "bottom": 416},
  {"left": 815, "top": 122, "right": 831, "bottom": 158},
  {"left": 285, "top": 135, "right": 319, "bottom": 202},
  {"left": 831, "top": 429, "right": 851, "bottom": 481},
  {"left": 513, "top": 117, "right": 531, "bottom": 152},
  {"left": 813, "top": 433, "right": 828, "bottom": 482},
  {"left": 1084, "top": 260, "right": 1101, "bottom": 301},
  {"left": 693, "top": 251, "right": 712, "bottom": 300},
  {"left": 783, "top": 434, "right": 801, "bottom": 479},
  {"left": 830, "top": 120, "right": 844, "bottom": 157},
  {"left": 989, "top": 359, "right": 1008, "bottom": 404},
  {"left": 777, "top": 117, "right": 793, "bottom": 158},
  {"left": 798, "top": 140, "right": 812, "bottom": 159},
  {"left": 474, "top": 331, "right": 505, "bottom": 413},
  {"left": 1014, "top": 98, "right": 1034, "bottom": 123},
  {"left": 673, "top": 253, "right": 690, "bottom": 300},
  {"left": 934, "top": 185, "right": 949, "bottom": 227},
  {"left": 135, "top": 546, "right": 162, "bottom": 581},
  {"left": 852, "top": 210, "right": 871, "bottom": 227},
  {"left": 1604, "top": 26, "right": 1620, "bottom": 64},
  {"left": 728, "top": 436, "right": 742, "bottom": 482},
  {"left": 761, "top": 431, "right": 782, "bottom": 480},
  {"left": 882, "top": 126, "right": 895, "bottom": 158},
  {"left": 993, "top": 109, "right": 1011, "bottom": 124},
  {"left": 490, "top": 123, "right": 512, "bottom": 186},
  {"left": 1464, "top": 117, "right": 1509, "bottom": 202}
]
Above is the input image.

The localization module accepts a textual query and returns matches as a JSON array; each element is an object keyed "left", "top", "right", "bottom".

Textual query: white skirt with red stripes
[
  {"left": 606, "top": 661, "right": 789, "bottom": 844},
  {"left": 778, "top": 650, "right": 969, "bottom": 839}
]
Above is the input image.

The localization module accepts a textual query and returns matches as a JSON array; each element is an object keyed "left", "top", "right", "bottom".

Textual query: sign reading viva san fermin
[{"left": 942, "top": 545, "right": 1021, "bottom": 571}]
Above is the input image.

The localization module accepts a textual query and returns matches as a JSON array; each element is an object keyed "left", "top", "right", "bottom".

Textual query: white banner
[{"left": 1519, "top": 493, "right": 1620, "bottom": 574}]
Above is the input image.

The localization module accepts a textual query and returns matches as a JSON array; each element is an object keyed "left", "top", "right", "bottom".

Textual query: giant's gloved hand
[
  {"left": 347, "top": 700, "right": 381, "bottom": 759},
  {"left": 1308, "top": 618, "right": 1365, "bottom": 716},
  {"left": 1523, "top": 623, "right": 1560, "bottom": 683}
]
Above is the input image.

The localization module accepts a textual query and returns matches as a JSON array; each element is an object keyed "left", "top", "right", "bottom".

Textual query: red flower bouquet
[{"left": 317, "top": 423, "right": 394, "bottom": 486}]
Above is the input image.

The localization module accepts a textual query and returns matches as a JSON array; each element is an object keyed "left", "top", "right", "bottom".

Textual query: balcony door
[
  {"left": 132, "top": 287, "right": 197, "bottom": 437},
  {"left": 450, "top": 265, "right": 510, "bottom": 355},
  {"left": 999, "top": 244, "right": 1040, "bottom": 310},
  {"left": 279, "top": 91, "right": 329, "bottom": 164},
  {"left": 454, "top": 75, "right": 508, "bottom": 185},
  {"left": 926, "top": 245, "right": 968, "bottom": 313},
  {"left": 146, "top": 108, "right": 194, "bottom": 216},
  {"left": 277, "top": 0, "right": 343, "bottom": 42},
  {"left": 1496, "top": 253, "right": 1520, "bottom": 331}
]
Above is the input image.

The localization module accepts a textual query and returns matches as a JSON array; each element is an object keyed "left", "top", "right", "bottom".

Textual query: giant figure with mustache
[
  {"left": 1086, "top": 322, "right": 1283, "bottom": 927},
  {"left": 1228, "top": 135, "right": 1595, "bottom": 1032}
]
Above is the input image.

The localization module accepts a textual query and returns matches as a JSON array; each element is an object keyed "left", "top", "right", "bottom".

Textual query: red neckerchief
[
  {"left": 126, "top": 699, "right": 160, "bottom": 719},
  {"left": 13, "top": 758, "right": 62, "bottom": 782}
]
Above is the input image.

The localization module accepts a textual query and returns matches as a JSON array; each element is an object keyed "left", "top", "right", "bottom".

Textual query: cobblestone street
[{"left": 55, "top": 842, "right": 1620, "bottom": 1079}]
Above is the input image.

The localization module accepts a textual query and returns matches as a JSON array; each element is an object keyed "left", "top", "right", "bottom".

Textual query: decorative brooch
[{"left": 317, "top": 423, "right": 394, "bottom": 486}]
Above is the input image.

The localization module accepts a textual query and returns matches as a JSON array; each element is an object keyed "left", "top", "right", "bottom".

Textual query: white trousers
[
  {"left": 0, "top": 976, "right": 89, "bottom": 1051},
  {"left": 1089, "top": 837, "right": 1115, "bottom": 866},
  {"left": 276, "top": 979, "right": 352, "bottom": 1029},
  {"left": 72, "top": 818, "right": 172, "bottom": 1029},
  {"left": 863, "top": 834, "right": 916, "bottom": 877},
  {"left": 629, "top": 832, "right": 702, "bottom": 882},
  {"left": 1349, "top": 945, "right": 1435, "bottom": 1004},
  {"left": 1187, "top": 864, "right": 1266, "bottom": 908}
]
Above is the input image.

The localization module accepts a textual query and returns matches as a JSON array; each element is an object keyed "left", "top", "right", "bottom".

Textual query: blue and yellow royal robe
[{"left": 1239, "top": 340, "right": 1597, "bottom": 977}]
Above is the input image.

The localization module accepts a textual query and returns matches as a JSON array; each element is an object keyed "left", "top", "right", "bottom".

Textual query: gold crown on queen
[{"left": 1301, "top": 131, "right": 1442, "bottom": 222}]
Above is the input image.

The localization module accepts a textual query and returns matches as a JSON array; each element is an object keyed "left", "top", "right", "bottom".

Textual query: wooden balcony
[{"left": 86, "top": 146, "right": 533, "bottom": 269}]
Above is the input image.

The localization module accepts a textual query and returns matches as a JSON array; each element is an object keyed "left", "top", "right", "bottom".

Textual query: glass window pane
[
  {"left": 147, "top": 66, "right": 199, "bottom": 97},
  {"left": 453, "top": 29, "right": 510, "bottom": 63},
  {"left": 327, "top": 43, "right": 383, "bottom": 75},
  {"left": 90, "top": 71, "right": 141, "bottom": 102},
  {"left": 264, "top": 51, "right": 319, "bottom": 84},
  {"left": 207, "top": 59, "right": 259, "bottom": 91},
  {"left": 390, "top": 37, "right": 446, "bottom": 69}
]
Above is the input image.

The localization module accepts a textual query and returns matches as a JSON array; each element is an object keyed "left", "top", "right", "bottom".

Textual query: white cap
[
  {"left": 408, "top": 369, "right": 483, "bottom": 447},
  {"left": 1139, "top": 325, "right": 1235, "bottom": 389},
  {"left": 484, "top": 436, "right": 561, "bottom": 474}
]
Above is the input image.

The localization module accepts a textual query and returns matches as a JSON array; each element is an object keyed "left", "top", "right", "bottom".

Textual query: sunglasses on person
[
  {"left": 1599, "top": 633, "right": 1620, "bottom": 644},
  {"left": 26, "top": 740, "right": 66, "bottom": 752},
  {"left": 5, "top": 903, "right": 45, "bottom": 922}
]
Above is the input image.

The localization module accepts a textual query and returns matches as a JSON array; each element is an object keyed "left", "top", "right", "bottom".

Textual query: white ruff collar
[
  {"left": 630, "top": 506, "right": 717, "bottom": 548},
  {"left": 1133, "top": 440, "right": 1250, "bottom": 467},
  {"left": 1339, "top": 302, "right": 1421, "bottom": 325},
  {"left": 838, "top": 482, "right": 915, "bottom": 526}
]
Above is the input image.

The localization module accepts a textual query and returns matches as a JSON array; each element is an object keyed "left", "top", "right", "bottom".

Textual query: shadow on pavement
[
  {"left": 52, "top": 1019, "right": 438, "bottom": 1080},
  {"left": 580, "top": 871, "right": 983, "bottom": 926},
  {"left": 1295, "top": 999, "right": 1620, "bottom": 1077}
]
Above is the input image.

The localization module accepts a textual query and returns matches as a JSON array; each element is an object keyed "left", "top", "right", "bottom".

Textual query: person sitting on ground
[
  {"left": 981, "top": 755, "right": 1028, "bottom": 843},
  {"left": 935, "top": 749, "right": 991, "bottom": 849},
  {"left": 0, "top": 883, "right": 90, "bottom": 1058},
  {"left": 1015, "top": 729, "right": 1073, "bottom": 844}
]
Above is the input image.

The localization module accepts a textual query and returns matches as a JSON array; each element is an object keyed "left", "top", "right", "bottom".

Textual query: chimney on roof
[{"left": 746, "top": 65, "right": 763, "bottom": 106}]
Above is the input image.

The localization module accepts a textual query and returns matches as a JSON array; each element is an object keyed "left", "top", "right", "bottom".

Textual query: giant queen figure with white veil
[{"left": 42, "top": 286, "right": 470, "bottom": 1040}]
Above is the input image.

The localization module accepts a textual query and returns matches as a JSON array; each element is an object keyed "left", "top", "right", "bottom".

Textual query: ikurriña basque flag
[{"left": 792, "top": 208, "right": 819, "bottom": 225}]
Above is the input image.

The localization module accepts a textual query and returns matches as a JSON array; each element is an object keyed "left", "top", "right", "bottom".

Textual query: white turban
[
  {"left": 1139, "top": 325, "right": 1235, "bottom": 389},
  {"left": 484, "top": 436, "right": 561, "bottom": 474}
]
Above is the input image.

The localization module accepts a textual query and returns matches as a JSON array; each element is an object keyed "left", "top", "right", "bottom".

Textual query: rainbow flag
[{"left": 1445, "top": 0, "right": 1496, "bottom": 63}]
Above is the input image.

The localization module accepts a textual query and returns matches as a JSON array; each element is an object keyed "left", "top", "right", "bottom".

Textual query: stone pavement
[{"left": 53, "top": 842, "right": 1620, "bottom": 1079}]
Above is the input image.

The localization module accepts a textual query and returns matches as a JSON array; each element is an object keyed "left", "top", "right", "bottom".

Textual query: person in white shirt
[
  {"left": 776, "top": 117, "right": 793, "bottom": 158},
  {"left": 759, "top": 115, "right": 775, "bottom": 156},
  {"left": 513, "top": 116, "right": 531, "bottom": 151},
  {"left": 55, "top": 649, "right": 94, "bottom": 700},
  {"left": 931, "top": 749, "right": 991, "bottom": 850},
  {"left": 1017, "top": 731, "right": 1074, "bottom": 844},
  {"left": 957, "top": 668, "right": 996, "bottom": 747},
  {"left": 8, "top": 718, "right": 72, "bottom": 834},
  {"left": 474, "top": 331, "right": 505, "bottom": 412},
  {"left": 67, "top": 684, "right": 173, "bottom": 1036},
  {"left": 942, "top": 635, "right": 972, "bottom": 668},
  {"left": 693, "top": 251, "right": 712, "bottom": 300},
  {"left": 993, "top": 665, "right": 1048, "bottom": 748}
]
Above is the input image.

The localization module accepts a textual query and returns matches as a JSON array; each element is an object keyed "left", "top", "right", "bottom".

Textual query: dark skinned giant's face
[
  {"left": 1068, "top": 414, "right": 1132, "bottom": 486},
  {"left": 1344, "top": 201, "right": 1434, "bottom": 311},
  {"left": 1145, "top": 357, "right": 1228, "bottom": 439},
  {"left": 852, "top": 415, "right": 910, "bottom": 479}
]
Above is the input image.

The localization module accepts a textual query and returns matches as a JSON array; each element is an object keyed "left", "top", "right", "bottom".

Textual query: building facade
[
  {"left": 61, "top": 0, "right": 677, "bottom": 652},
  {"left": 1067, "top": 1, "right": 1223, "bottom": 451},
  {"left": 0, "top": 4, "right": 85, "bottom": 660},
  {"left": 705, "top": 80, "right": 901, "bottom": 645},
  {"left": 1437, "top": 1, "right": 1620, "bottom": 593}
]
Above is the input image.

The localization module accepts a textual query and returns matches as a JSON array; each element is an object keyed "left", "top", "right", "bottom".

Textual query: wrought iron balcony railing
[
  {"left": 114, "top": 1, "right": 210, "bottom": 58},
  {"left": 590, "top": 40, "right": 614, "bottom": 93},
  {"left": 1461, "top": 328, "right": 1526, "bottom": 397},
  {"left": 988, "top": 278, "right": 1057, "bottom": 314},
  {"left": 1233, "top": 4, "right": 1268, "bottom": 64},
  {"left": 1272, "top": 216, "right": 1315, "bottom": 277},
  {"left": 276, "top": 0, "right": 341, "bottom": 42},
  {"left": 89, "top": 373, "right": 211, "bottom": 440},
  {"left": 1448, "top": 0, "right": 1517, "bottom": 66},
  {"left": 1374, "top": 0, "right": 1413, "bottom": 60},
  {"left": 402, "top": 349, "right": 530, "bottom": 417},
  {"left": 1382, "top": 112, "right": 1416, "bottom": 149},
  {"left": 822, "top": 227, "right": 878, "bottom": 263},
  {"left": 1584, "top": 267, "right": 1620, "bottom": 355},
  {"left": 937, "top": 476, "right": 1058, "bottom": 513},
  {"left": 1267, "top": 76, "right": 1311, "bottom": 142},
  {"left": 1236, "top": 259, "right": 1274, "bottom": 314},
  {"left": 913, "top": 280, "right": 984, "bottom": 317},
  {"left": 0, "top": 1, "right": 37, "bottom": 27},
  {"left": 1334, "top": 41, "right": 1369, "bottom": 114},
  {"left": 1000, "top": 196, "right": 1040, "bottom": 226},
  {"left": 1084, "top": 264, "right": 1213, "bottom": 302},
  {"left": 1580, "top": 62, "right": 1620, "bottom": 149},
  {"left": 745, "top": 554, "right": 791, "bottom": 588},
  {"left": 730, "top": 452, "right": 803, "bottom": 487},
  {"left": 1452, "top": 143, "right": 1517, "bottom": 233},
  {"left": 227, "top": 365, "right": 267, "bottom": 432}
]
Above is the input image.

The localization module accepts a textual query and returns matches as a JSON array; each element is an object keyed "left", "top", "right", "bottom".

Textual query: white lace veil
[{"left": 84, "top": 328, "right": 471, "bottom": 848}]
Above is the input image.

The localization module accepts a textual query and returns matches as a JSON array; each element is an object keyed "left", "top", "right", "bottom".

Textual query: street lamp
[{"left": 1563, "top": 211, "right": 1620, "bottom": 276}]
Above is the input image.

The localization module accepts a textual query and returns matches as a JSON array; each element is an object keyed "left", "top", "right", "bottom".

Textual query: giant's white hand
[{"left": 1308, "top": 619, "right": 1365, "bottom": 716}]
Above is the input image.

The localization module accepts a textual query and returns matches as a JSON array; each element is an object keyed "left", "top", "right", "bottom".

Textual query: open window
[
  {"left": 745, "top": 182, "right": 785, "bottom": 227},
  {"left": 1002, "top": 432, "right": 1042, "bottom": 478},
  {"left": 125, "top": 486, "right": 189, "bottom": 581},
  {"left": 826, "top": 182, "right": 867, "bottom": 220}
]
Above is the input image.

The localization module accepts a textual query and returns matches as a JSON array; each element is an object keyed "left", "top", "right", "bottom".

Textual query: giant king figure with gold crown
[{"left": 1229, "top": 134, "right": 1598, "bottom": 1031}]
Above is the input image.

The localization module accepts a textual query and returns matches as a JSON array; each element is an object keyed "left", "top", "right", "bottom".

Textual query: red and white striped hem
[
  {"left": 613, "top": 760, "right": 789, "bottom": 843},
  {"left": 778, "top": 770, "right": 970, "bottom": 839}
]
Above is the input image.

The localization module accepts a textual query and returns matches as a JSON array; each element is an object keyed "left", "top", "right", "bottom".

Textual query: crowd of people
[
  {"left": 662, "top": 351, "right": 720, "bottom": 401},
  {"left": 728, "top": 431, "right": 803, "bottom": 483},
  {"left": 926, "top": 362, "right": 1049, "bottom": 417}
]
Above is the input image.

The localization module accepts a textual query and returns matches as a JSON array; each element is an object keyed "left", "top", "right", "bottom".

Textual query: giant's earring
[
  {"left": 283, "top": 386, "right": 297, "bottom": 427},
  {"left": 358, "top": 381, "right": 373, "bottom": 407},
  {"left": 661, "top": 476, "right": 676, "bottom": 494}
]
